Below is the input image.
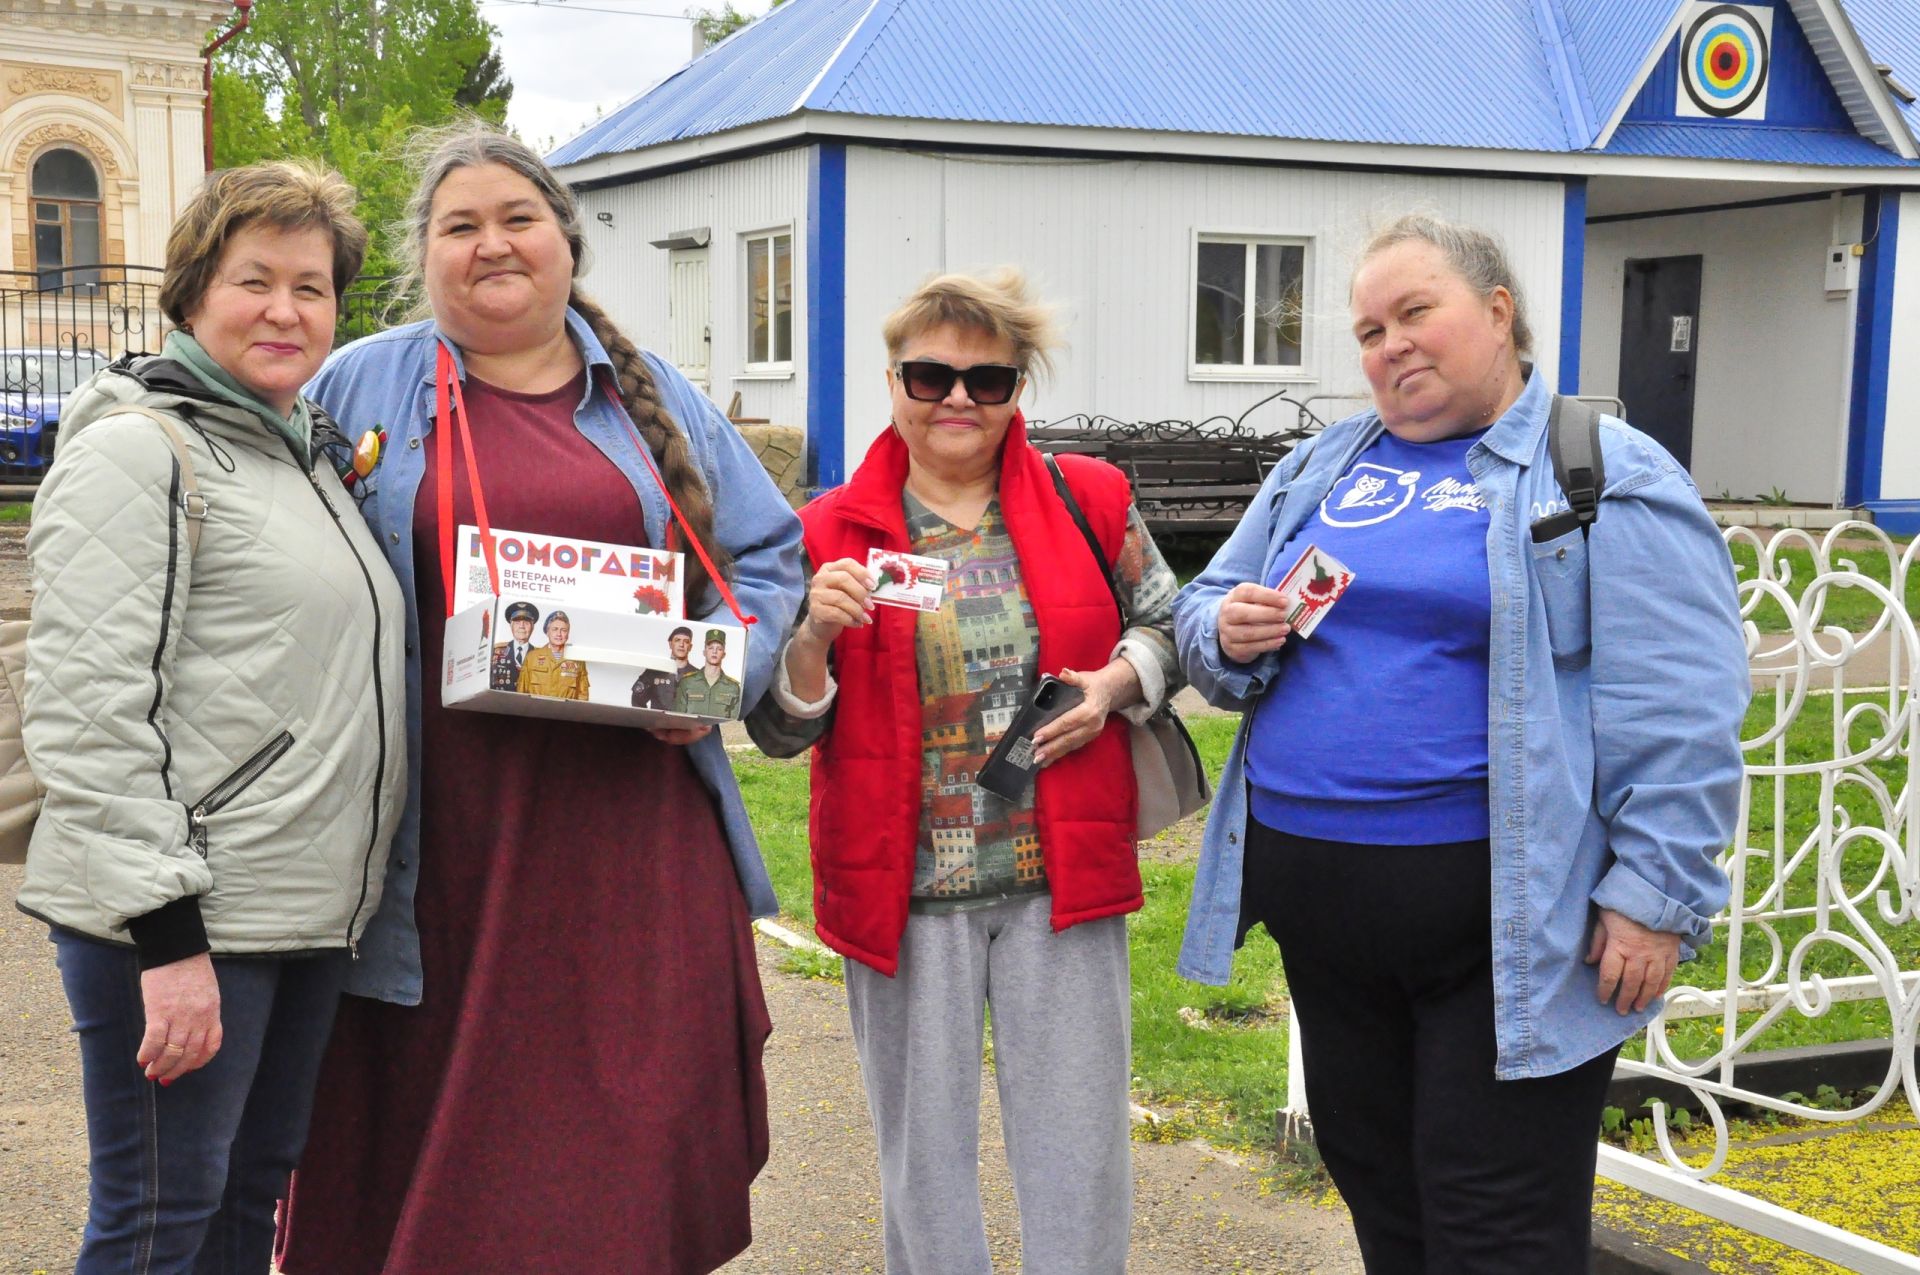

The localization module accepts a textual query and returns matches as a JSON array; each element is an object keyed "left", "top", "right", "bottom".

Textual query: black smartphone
[{"left": 977, "top": 675, "right": 1086, "bottom": 800}]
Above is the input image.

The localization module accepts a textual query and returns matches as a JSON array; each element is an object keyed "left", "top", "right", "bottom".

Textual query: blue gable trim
[
  {"left": 1845, "top": 190, "right": 1900, "bottom": 505},
  {"left": 806, "top": 142, "right": 848, "bottom": 489},
  {"left": 1623, "top": 0, "right": 1854, "bottom": 130},
  {"left": 1560, "top": 178, "right": 1586, "bottom": 394}
]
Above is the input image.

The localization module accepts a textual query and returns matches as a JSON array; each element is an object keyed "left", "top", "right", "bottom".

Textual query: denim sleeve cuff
[
  {"left": 125, "top": 895, "right": 210, "bottom": 971},
  {"left": 1590, "top": 861, "right": 1713, "bottom": 947}
]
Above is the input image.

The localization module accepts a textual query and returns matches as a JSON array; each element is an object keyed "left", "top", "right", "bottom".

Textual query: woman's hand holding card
[{"left": 1218, "top": 582, "right": 1295, "bottom": 664}]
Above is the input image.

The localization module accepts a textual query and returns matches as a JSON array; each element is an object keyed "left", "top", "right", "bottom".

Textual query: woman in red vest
[{"left": 749, "top": 269, "right": 1183, "bottom": 1274}]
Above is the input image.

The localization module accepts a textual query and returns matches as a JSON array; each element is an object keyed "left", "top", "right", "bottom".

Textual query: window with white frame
[
  {"left": 1192, "top": 235, "right": 1308, "bottom": 374},
  {"left": 744, "top": 229, "right": 793, "bottom": 368}
]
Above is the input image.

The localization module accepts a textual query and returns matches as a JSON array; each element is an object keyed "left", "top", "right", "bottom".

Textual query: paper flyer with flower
[
  {"left": 1273, "top": 544, "right": 1354, "bottom": 639},
  {"left": 867, "top": 548, "right": 949, "bottom": 612}
]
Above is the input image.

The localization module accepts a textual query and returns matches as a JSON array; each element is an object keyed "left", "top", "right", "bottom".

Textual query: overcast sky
[{"left": 483, "top": 0, "right": 778, "bottom": 156}]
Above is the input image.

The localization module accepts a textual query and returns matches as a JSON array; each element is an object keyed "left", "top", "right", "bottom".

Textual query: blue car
[{"left": 0, "top": 348, "right": 111, "bottom": 473}]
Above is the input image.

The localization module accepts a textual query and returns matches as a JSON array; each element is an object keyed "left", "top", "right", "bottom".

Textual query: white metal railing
[
  {"left": 1595, "top": 520, "right": 1920, "bottom": 1271},
  {"left": 1276, "top": 520, "right": 1920, "bottom": 1270}
]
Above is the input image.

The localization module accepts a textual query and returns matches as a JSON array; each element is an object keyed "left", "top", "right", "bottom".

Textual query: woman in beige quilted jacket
[{"left": 13, "top": 160, "right": 406, "bottom": 1275}]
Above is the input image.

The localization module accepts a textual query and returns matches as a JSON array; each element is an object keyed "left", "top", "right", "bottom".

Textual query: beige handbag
[
  {"left": 0, "top": 406, "right": 206, "bottom": 864},
  {"left": 1043, "top": 454, "right": 1212, "bottom": 840}
]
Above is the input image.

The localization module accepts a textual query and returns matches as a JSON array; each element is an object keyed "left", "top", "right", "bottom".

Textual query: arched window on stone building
[{"left": 32, "top": 147, "right": 103, "bottom": 286}]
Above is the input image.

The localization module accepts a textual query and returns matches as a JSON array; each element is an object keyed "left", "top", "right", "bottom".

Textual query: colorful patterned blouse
[{"left": 750, "top": 491, "right": 1181, "bottom": 914}]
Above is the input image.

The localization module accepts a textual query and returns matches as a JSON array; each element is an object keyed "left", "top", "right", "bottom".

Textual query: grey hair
[
  {"left": 390, "top": 116, "right": 736, "bottom": 612},
  {"left": 393, "top": 117, "right": 588, "bottom": 321},
  {"left": 1354, "top": 213, "right": 1534, "bottom": 357}
]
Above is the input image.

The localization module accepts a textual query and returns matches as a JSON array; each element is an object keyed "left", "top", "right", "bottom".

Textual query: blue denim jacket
[
  {"left": 1173, "top": 373, "right": 1747, "bottom": 1078},
  {"left": 307, "top": 312, "right": 804, "bottom": 1005}
]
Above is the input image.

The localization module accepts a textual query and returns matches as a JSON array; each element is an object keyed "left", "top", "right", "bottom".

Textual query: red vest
[{"left": 799, "top": 416, "right": 1142, "bottom": 975}]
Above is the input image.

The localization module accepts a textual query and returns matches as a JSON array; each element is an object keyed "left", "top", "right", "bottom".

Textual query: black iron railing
[
  {"left": 0, "top": 266, "right": 413, "bottom": 485},
  {"left": 338, "top": 274, "right": 408, "bottom": 347},
  {"left": 0, "top": 265, "right": 165, "bottom": 480}
]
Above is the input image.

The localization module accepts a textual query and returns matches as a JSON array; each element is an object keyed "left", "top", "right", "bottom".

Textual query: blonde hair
[
  {"left": 882, "top": 268, "right": 1061, "bottom": 379},
  {"left": 393, "top": 117, "right": 733, "bottom": 612},
  {"left": 1354, "top": 213, "right": 1534, "bottom": 357},
  {"left": 160, "top": 160, "right": 368, "bottom": 327}
]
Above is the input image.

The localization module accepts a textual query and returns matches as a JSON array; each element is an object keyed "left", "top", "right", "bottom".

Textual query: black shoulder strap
[
  {"left": 1547, "top": 394, "right": 1606, "bottom": 538},
  {"left": 1042, "top": 453, "right": 1126, "bottom": 623}
]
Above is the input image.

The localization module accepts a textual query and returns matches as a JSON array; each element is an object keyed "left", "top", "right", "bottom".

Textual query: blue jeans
[{"left": 51, "top": 930, "right": 349, "bottom": 1275}]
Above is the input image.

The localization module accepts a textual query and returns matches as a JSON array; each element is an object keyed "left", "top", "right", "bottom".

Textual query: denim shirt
[
  {"left": 306, "top": 311, "right": 805, "bottom": 1005},
  {"left": 1173, "top": 372, "right": 1748, "bottom": 1078}
]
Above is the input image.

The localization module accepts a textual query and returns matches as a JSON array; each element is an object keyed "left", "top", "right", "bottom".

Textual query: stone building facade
[{"left": 1, "top": 0, "right": 232, "bottom": 279}]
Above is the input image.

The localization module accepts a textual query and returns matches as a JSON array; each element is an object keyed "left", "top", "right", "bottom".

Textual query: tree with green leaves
[
  {"left": 689, "top": 0, "right": 782, "bottom": 48},
  {"left": 211, "top": 0, "right": 513, "bottom": 275}
]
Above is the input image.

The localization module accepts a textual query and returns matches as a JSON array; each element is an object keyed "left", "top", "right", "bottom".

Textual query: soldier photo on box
[
  {"left": 632, "top": 624, "right": 694, "bottom": 709},
  {"left": 675, "top": 627, "right": 742, "bottom": 718},
  {"left": 517, "top": 610, "right": 590, "bottom": 701},
  {"left": 490, "top": 601, "right": 540, "bottom": 691}
]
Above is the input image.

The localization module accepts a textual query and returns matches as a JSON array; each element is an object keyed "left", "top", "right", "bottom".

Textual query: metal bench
[{"left": 1027, "top": 391, "right": 1325, "bottom": 537}]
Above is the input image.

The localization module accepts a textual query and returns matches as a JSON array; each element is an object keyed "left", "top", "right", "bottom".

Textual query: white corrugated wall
[
  {"left": 1879, "top": 192, "right": 1920, "bottom": 504},
  {"left": 838, "top": 147, "right": 1568, "bottom": 469},
  {"left": 574, "top": 148, "right": 809, "bottom": 425},
  {"left": 1581, "top": 197, "right": 1860, "bottom": 505}
]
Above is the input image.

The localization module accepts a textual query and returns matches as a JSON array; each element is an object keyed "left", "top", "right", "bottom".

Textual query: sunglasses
[{"left": 894, "top": 359, "right": 1024, "bottom": 406}]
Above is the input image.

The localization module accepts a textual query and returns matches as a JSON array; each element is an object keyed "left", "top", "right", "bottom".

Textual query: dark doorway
[{"left": 1617, "top": 255, "right": 1702, "bottom": 469}]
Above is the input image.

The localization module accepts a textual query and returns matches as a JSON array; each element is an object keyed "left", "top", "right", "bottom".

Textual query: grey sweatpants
[{"left": 844, "top": 892, "right": 1132, "bottom": 1275}]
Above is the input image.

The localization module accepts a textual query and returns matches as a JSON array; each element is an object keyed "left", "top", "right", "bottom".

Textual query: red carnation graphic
[
  {"left": 1287, "top": 560, "right": 1346, "bottom": 627},
  {"left": 875, "top": 555, "right": 919, "bottom": 590},
  {"left": 632, "top": 583, "right": 671, "bottom": 615}
]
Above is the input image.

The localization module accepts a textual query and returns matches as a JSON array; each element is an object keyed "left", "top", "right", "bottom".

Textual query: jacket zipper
[
  {"left": 306, "top": 471, "right": 389, "bottom": 959},
  {"left": 187, "top": 729, "right": 295, "bottom": 856}
]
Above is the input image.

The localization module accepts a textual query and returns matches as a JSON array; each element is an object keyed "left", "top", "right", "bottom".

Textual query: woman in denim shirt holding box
[{"left": 1173, "top": 214, "right": 1748, "bottom": 1274}]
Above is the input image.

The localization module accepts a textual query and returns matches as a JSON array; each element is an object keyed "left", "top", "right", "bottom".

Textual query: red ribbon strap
[
  {"left": 597, "top": 369, "right": 757, "bottom": 628},
  {"left": 435, "top": 344, "right": 500, "bottom": 618}
]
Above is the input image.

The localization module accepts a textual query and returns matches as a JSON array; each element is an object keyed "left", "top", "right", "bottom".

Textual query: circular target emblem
[{"left": 1681, "top": 4, "right": 1770, "bottom": 117}]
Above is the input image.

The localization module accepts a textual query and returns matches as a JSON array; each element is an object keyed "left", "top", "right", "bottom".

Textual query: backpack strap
[
  {"left": 1536, "top": 395, "right": 1606, "bottom": 541},
  {"left": 104, "top": 404, "right": 206, "bottom": 556}
]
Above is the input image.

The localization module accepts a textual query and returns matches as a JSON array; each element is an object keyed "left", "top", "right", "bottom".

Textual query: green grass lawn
[
  {"left": 737, "top": 713, "right": 1296, "bottom": 1146},
  {"left": 739, "top": 686, "right": 1918, "bottom": 1147},
  {"left": 1727, "top": 540, "right": 1919, "bottom": 633},
  {"left": 0, "top": 503, "right": 31, "bottom": 524}
]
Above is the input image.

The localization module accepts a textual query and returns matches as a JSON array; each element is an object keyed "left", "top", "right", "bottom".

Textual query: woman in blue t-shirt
[{"left": 1173, "top": 214, "right": 1749, "bottom": 1274}]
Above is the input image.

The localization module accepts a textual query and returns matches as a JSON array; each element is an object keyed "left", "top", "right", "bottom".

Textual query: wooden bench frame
[{"left": 1027, "top": 415, "right": 1316, "bottom": 537}]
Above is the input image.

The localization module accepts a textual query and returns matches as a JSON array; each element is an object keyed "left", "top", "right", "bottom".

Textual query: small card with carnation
[
  {"left": 867, "top": 549, "right": 949, "bottom": 612},
  {"left": 1273, "top": 544, "right": 1354, "bottom": 639}
]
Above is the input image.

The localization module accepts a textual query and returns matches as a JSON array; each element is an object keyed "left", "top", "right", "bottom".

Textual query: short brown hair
[
  {"left": 159, "top": 160, "right": 368, "bottom": 327},
  {"left": 882, "top": 267, "right": 1061, "bottom": 380}
]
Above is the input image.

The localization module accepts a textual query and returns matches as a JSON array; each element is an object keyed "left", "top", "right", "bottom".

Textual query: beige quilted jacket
[{"left": 15, "top": 358, "right": 406, "bottom": 953}]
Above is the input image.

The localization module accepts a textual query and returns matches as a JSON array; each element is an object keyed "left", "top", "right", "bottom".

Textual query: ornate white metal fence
[
  {"left": 1275, "top": 521, "right": 1920, "bottom": 1268},
  {"left": 1594, "top": 520, "right": 1919, "bottom": 1271}
]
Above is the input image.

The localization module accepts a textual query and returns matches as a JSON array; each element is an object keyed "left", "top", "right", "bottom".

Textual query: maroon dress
[{"left": 280, "top": 373, "right": 771, "bottom": 1274}]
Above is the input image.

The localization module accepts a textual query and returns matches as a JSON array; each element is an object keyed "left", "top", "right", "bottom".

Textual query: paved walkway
[{"left": 0, "top": 863, "right": 1363, "bottom": 1273}]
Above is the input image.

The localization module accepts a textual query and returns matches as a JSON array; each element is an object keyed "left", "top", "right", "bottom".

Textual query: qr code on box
[{"left": 467, "top": 564, "right": 492, "bottom": 597}]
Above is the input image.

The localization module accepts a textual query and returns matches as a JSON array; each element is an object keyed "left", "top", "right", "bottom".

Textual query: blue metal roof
[
  {"left": 1844, "top": 0, "right": 1920, "bottom": 141},
  {"left": 1606, "top": 120, "right": 1916, "bottom": 164},
  {"left": 816, "top": 0, "right": 1567, "bottom": 149},
  {"left": 548, "top": 0, "right": 874, "bottom": 166},
  {"left": 1562, "top": 0, "right": 1686, "bottom": 130},
  {"left": 549, "top": 0, "right": 1920, "bottom": 171}
]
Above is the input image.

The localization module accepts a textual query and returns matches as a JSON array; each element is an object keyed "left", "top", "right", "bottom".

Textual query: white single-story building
[{"left": 550, "top": 0, "right": 1920, "bottom": 531}]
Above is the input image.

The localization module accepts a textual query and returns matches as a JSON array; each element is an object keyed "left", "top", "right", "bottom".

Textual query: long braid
[{"left": 570, "top": 289, "right": 734, "bottom": 613}]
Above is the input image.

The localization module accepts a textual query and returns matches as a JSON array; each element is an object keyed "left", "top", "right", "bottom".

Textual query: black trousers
[{"left": 1241, "top": 819, "right": 1619, "bottom": 1275}]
